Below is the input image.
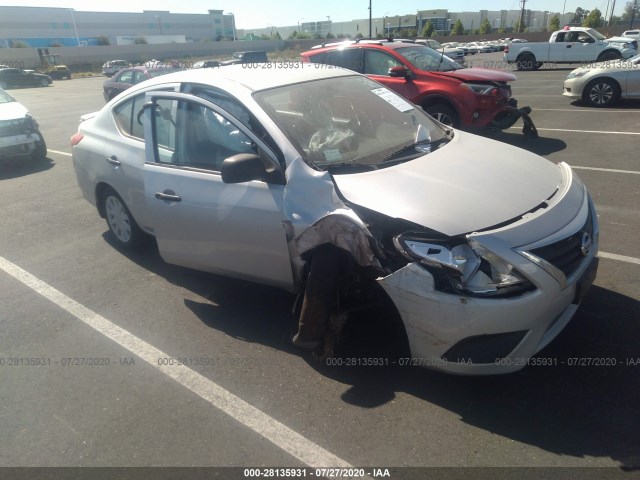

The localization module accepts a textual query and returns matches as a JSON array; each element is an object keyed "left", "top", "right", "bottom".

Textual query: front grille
[{"left": 529, "top": 209, "right": 594, "bottom": 278}]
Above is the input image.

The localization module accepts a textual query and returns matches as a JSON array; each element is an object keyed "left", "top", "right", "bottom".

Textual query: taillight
[
  {"left": 504, "top": 45, "right": 509, "bottom": 54},
  {"left": 71, "top": 132, "right": 84, "bottom": 146}
]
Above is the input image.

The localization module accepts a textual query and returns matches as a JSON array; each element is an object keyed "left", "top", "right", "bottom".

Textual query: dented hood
[
  {"left": 331, "top": 131, "right": 563, "bottom": 236},
  {"left": 435, "top": 67, "right": 516, "bottom": 83}
]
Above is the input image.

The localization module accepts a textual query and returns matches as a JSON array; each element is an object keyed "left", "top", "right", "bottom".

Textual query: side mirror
[
  {"left": 221, "top": 153, "right": 285, "bottom": 185},
  {"left": 388, "top": 66, "right": 411, "bottom": 80}
]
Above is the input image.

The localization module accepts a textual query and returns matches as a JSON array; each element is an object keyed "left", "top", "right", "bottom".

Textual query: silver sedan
[
  {"left": 563, "top": 54, "right": 640, "bottom": 107},
  {"left": 72, "top": 64, "right": 598, "bottom": 374}
]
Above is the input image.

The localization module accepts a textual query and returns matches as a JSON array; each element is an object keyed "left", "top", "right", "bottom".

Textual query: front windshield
[
  {"left": 254, "top": 75, "right": 451, "bottom": 172},
  {"left": 589, "top": 29, "right": 606, "bottom": 40},
  {"left": 395, "top": 45, "right": 462, "bottom": 72}
]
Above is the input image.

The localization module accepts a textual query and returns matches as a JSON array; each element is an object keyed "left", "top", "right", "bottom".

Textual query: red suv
[{"left": 301, "top": 40, "right": 524, "bottom": 130}]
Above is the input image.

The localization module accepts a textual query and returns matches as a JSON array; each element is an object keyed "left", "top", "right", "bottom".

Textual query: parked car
[
  {"left": 300, "top": 40, "right": 527, "bottom": 130},
  {"left": 71, "top": 65, "right": 598, "bottom": 375},
  {"left": 563, "top": 53, "right": 640, "bottom": 107},
  {"left": 414, "top": 38, "right": 465, "bottom": 65},
  {"left": 102, "top": 60, "right": 129, "bottom": 77},
  {"left": 0, "top": 68, "right": 52, "bottom": 89},
  {"left": 103, "top": 65, "right": 184, "bottom": 101},
  {"left": 466, "top": 42, "right": 493, "bottom": 53},
  {"left": 193, "top": 59, "right": 221, "bottom": 69},
  {"left": 504, "top": 27, "right": 637, "bottom": 70},
  {"left": 222, "top": 50, "right": 268, "bottom": 65},
  {"left": 0, "top": 88, "right": 47, "bottom": 160}
]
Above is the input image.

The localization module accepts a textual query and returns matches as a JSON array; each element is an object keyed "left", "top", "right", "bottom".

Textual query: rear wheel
[
  {"left": 516, "top": 53, "right": 536, "bottom": 71},
  {"left": 424, "top": 103, "right": 460, "bottom": 128},
  {"left": 583, "top": 78, "right": 620, "bottom": 107},
  {"left": 101, "top": 187, "right": 146, "bottom": 249},
  {"left": 39, "top": 78, "right": 50, "bottom": 87}
]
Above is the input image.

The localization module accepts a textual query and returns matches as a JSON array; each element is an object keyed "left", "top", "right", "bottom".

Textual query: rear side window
[
  {"left": 113, "top": 94, "right": 146, "bottom": 139},
  {"left": 325, "top": 49, "right": 363, "bottom": 72}
]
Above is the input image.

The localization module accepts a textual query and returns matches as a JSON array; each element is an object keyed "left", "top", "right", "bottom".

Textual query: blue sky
[{"left": 10, "top": 1, "right": 628, "bottom": 28}]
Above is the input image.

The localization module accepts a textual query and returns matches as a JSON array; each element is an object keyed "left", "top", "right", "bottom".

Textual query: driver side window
[
  {"left": 363, "top": 50, "right": 402, "bottom": 76},
  {"left": 151, "top": 99, "right": 257, "bottom": 171}
]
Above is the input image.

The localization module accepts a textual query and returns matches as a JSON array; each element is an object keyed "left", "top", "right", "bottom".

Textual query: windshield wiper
[{"left": 380, "top": 137, "right": 450, "bottom": 164}]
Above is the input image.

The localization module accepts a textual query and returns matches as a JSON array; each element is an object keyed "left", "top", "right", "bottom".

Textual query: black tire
[
  {"left": 31, "top": 135, "right": 47, "bottom": 160},
  {"left": 583, "top": 78, "right": 620, "bottom": 107},
  {"left": 597, "top": 51, "right": 622, "bottom": 62},
  {"left": 101, "top": 187, "right": 146, "bottom": 249},
  {"left": 516, "top": 53, "right": 536, "bottom": 71},
  {"left": 39, "top": 78, "right": 49, "bottom": 87},
  {"left": 424, "top": 103, "right": 460, "bottom": 128}
]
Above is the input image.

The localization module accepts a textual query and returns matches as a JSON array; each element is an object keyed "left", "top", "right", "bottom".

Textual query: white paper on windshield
[
  {"left": 323, "top": 149, "right": 342, "bottom": 162},
  {"left": 371, "top": 87, "right": 414, "bottom": 112}
]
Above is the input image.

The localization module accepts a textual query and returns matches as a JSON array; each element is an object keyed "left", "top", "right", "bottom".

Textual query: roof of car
[
  {"left": 304, "top": 39, "right": 424, "bottom": 55},
  {"left": 122, "top": 63, "right": 357, "bottom": 93}
]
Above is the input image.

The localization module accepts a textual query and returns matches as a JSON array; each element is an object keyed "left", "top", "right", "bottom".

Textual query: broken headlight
[{"left": 393, "top": 235, "right": 534, "bottom": 297}]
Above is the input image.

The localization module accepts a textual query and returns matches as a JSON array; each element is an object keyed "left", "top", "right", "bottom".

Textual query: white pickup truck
[{"left": 504, "top": 27, "right": 637, "bottom": 70}]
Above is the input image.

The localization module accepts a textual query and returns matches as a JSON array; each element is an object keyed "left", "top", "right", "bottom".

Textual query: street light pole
[{"left": 70, "top": 8, "right": 81, "bottom": 46}]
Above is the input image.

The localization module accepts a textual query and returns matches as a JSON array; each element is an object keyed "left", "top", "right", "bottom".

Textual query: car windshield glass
[
  {"left": 589, "top": 29, "right": 606, "bottom": 40},
  {"left": 0, "top": 89, "right": 15, "bottom": 103},
  {"left": 253, "top": 75, "right": 451, "bottom": 173},
  {"left": 395, "top": 45, "right": 461, "bottom": 72}
]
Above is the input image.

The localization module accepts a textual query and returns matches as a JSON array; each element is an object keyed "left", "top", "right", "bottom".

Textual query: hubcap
[
  {"left": 589, "top": 83, "right": 613, "bottom": 105},
  {"left": 431, "top": 112, "right": 453, "bottom": 126},
  {"left": 105, "top": 195, "right": 132, "bottom": 243}
]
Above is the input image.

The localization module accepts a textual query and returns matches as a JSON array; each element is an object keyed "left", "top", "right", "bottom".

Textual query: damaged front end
[{"left": 489, "top": 98, "right": 538, "bottom": 138}]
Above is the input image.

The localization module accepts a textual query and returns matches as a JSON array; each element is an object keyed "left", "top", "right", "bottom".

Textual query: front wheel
[
  {"left": 583, "top": 78, "right": 620, "bottom": 107},
  {"left": 31, "top": 135, "right": 47, "bottom": 160},
  {"left": 424, "top": 103, "right": 460, "bottom": 128},
  {"left": 597, "top": 51, "right": 622, "bottom": 62},
  {"left": 39, "top": 78, "right": 50, "bottom": 87},
  {"left": 102, "top": 187, "right": 146, "bottom": 249}
]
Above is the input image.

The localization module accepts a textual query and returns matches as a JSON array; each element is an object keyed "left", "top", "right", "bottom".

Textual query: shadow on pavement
[{"left": 0, "top": 155, "right": 54, "bottom": 180}]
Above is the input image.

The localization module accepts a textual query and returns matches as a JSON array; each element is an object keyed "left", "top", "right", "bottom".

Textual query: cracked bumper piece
[{"left": 377, "top": 260, "right": 595, "bottom": 375}]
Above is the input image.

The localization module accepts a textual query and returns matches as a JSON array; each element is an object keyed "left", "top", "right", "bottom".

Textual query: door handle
[
  {"left": 155, "top": 191, "right": 182, "bottom": 202},
  {"left": 566, "top": 44, "right": 572, "bottom": 48},
  {"left": 106, "top": 155, "right": 121, "bottom": 166}
]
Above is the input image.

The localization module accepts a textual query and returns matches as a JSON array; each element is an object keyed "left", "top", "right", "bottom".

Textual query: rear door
[{"left": 142, "top": 91, "right": 293, "bottom": 290}]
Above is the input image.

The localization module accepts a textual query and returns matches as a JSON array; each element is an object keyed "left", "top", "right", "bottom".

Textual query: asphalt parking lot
[{"left": 0, "top": 52, "right": 639, "bottom": 478}]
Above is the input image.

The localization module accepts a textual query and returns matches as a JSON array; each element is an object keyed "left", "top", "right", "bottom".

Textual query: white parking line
[
  {"left": 0, "top": 255, "right": 354, "bottom": 470},
  {"left": 509, "top": 127, "right": 640, "bottom": 135},
  {"left": 600, "top": 252, "right": 640, "bottom": 266},
  {"left": 572, "top": 166, "right": 640, "bottom": 175},
  {"left": 48, "top": 149, "right": 72, "bottom": 157}
]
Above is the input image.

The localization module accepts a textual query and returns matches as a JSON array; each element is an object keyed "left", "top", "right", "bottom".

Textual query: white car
[
  {"left": 72, "top": 65, "right": 599, "bottom": 375},
  {"left": 0, "top": 88, "right": 47, "bottom": 160},
  {"left": 563, "top": 53, "right": 640, "bottom": 106}
]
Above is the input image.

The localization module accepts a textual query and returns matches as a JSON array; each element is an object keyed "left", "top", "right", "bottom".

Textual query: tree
[
  {"left": 451, "top": 19, "right": 465, "bottom": 35},
  {"left": 479, "top": 18, "right": 492, "bottom": 34},
  {"left": 571, "top": 7, "right": 589, "bottom": 24},
  {"left": 326, "top": 32, "right": 335, "bottom": 39},
  {"left": 550, "top": 15, "right": 561, "bottom": 30},
  {"left": 621, "top": 1, "right": 636, "bottom": 19},
  {"left": 513, "top": 19, "right": 523, "bottom": 32},
  {"left": 422, "top": 20, "right": 434, "bottom": 38},
  {"left": 97, "top": 35, "right": 111, "bottom": 46},
  {"left": 582, "top": 8, "right": 603, "bottom": 27}
]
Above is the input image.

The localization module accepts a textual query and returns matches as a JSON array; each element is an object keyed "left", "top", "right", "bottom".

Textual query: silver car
[
  {"left": 563, "top": 54, "right": 640, "bottom": 107},
  {"left": 72, "top": 65, "right": 599, "bottom": 374}
]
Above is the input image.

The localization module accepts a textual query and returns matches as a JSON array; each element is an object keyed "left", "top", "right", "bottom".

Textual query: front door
[{"left": 142, "top": 91, "right": 293, "bottom": 290}]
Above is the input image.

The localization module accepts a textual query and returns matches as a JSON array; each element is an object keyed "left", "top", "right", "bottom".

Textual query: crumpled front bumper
[
  {"left": 489, "top": 98, "right": 538, "bottom": 137},
  {"left": 0, "top": 132, "right": 41, "bottom": 158}
]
